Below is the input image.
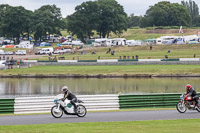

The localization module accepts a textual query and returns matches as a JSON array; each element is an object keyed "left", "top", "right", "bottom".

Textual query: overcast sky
[{"left": 0, "top": 0, "right": 199, "bottom": 17}]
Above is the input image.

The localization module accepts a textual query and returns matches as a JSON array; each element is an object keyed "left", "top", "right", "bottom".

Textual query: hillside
[{"left": 112, "top": 28, "right": 200, "bottom": 41}]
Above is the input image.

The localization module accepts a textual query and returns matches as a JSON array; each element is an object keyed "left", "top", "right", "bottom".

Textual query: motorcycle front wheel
[
  {"left": 196, "top": 107, "right": 200, "bottom": 112},
  {"left": 76, "top": 105, "right": 87, "bottom": 117},
  {"left": 51, "top": 105, "right": 63, "bottom": 118},
  {"left": 176, "top": 102, "right": 187, "bottom": 113}
]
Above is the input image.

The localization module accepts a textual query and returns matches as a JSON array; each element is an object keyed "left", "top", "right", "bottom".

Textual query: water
[{"left": 0, "top": 78, "right": 200, "bottom": 97}]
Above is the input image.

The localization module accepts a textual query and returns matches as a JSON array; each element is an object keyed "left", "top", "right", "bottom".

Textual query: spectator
[
  {"left": 91, "top": 51, "right": 96, "bottom": 55},
  {"left": 111, "top": 50, "right": 115, "bottom": 55},
  {"left": 10, "top": 57, "right": 14, "bottom": 69},
  {"left": 150, "top": 45, "right": 152, "bottom": 50},
  {"left": 54, "top": 56, "right": 57, "bottom": 60}
]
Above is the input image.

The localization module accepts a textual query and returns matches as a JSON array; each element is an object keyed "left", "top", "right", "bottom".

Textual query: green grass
[
  {"left": 37, "top": 44, "right": 200, "bottom": 60},
  {"left": 1, "top": 65, "right": 200, "bottom": 75},
  {"left": 0, "top": 119, "right": 200, "bottom": 133},
  {"left": 61, "top": 28, "right": 200, "bottom": 41}
]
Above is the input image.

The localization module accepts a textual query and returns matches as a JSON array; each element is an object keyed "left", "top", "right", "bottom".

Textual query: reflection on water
[{"left": 0, "top": 78, "right": 200, "bottom": 97}]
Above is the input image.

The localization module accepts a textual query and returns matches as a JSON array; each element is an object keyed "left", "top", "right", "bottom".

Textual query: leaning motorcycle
[
  {"left": 51, "top": 94, "right": 87, "bottom": 118},
  {"left": 176, "top": 94, "right": 200, "bottom": 113}
]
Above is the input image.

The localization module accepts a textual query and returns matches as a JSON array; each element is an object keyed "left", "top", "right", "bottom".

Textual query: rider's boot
[{"left": 74, "top": 105, "right": 77, "bottom": 113}]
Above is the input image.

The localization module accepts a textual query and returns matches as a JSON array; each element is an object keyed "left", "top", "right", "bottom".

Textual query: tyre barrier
[
  {"left": 14, "top": 94, "right": 119, "bottom": 114},
  {"left": 0, "top": 93, "right": 198, "bottom": 114},
  {"left": 119, "top": 93, "right": 181, "bottom": 109},
  {"left": 0, "top": 99, "right": 15, "bottom": 114}
]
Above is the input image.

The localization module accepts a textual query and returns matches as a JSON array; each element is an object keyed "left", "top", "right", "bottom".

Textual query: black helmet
[{"left": 61, "top": 86, "right": 68, "bottom": 93}]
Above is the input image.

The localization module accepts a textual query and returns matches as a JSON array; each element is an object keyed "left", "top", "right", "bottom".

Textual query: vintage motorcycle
[
  {"left": 51, "top": 94, "right": 87, "bottom": 118},
  {"left": 176, "top": 94, "right": 200, "bottom": 113}
]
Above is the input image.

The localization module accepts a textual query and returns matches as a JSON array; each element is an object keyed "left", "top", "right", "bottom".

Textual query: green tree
[
  {"left": 67, "top": 0, "right": 127, "bottom": 41},
  {"left": 0, "top": 4, "right": 11, "bottom": 36},
  {"left": 181, "top": 0, "right": 199, "bottom": 26},
  {"left": 32, "top": 5, "right": 63, "bottom": 41},
  {"left": 144, "top": 1, "right": 191, "bottom": 27},
  {"left": 127, "top": 13, "right": 142, "bottom": 28},
  {"left": 67, "top": 1, "right": 99, "bottom": 43},
  {"left": 97, "top": 0, "right": 127, "bottom": 38},
  {"left": 0, "top": 6, "right": 33, "bottom": 43},
  {"left": 193, "top": 16, "right": 200, "bottom": 26}
]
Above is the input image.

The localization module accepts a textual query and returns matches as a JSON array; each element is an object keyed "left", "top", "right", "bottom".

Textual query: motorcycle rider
[
  {"left": 61, "top": 86, "right": 78, "bottom": 113},
  {"left": 185, "top": 84, "right": 200, "bottom": 108}
]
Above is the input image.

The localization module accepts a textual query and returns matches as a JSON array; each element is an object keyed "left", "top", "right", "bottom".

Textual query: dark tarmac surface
[{"left": 0, "top": 110, "right": 200, "bottom": 125}]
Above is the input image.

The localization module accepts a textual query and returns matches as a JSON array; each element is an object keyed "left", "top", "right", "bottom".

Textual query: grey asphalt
[{"left": 0, "top": 110, "right": 200, "bottom": 125}]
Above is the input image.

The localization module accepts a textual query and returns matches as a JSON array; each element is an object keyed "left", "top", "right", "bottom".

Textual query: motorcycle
[
  {"left": 176, "top": 94, "right": 200, "bottom": 113},
  {"left": 51, "top": 94, "right": 87, "bottom": 118}
]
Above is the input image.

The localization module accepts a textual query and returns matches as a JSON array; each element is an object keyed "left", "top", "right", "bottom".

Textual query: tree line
[
  {"left": 0, "top": 4, "right": 64, "bottom": 44},
  {"left": 128, "top": 0, "right": 200, "bottom": 28},
  {"left": 0, "top": 0, "right": 199, "bottom": 43}
]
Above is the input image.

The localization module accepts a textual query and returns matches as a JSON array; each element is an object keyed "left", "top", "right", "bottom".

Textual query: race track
[{"left": 0, "top": 110, "right": 200, "bottom": 125}]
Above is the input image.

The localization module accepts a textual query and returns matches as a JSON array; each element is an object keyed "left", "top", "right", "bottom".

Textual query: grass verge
[
  {"left": 0, "top": 119, "right": 200, "bottom": 133},
  {"left": 1, "top": 65, "right": 200, "bottom": 75}
]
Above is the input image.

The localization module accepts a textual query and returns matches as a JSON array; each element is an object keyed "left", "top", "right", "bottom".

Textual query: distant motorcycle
[
  {"left": 176, "top": 94, "right": 200, "bottom": 113},
  {"left": 51, "top": 94, "right": 87, "bottom": 118}
]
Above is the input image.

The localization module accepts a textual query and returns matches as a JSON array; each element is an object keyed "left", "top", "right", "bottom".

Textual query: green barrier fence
[
  {"left": 161, "top": 59, "right": 180, "bottom": 61},
  {"left": 119, "top": 93, "right": 182, "bottom": 109},
  {"left": 0, "top": 99, "right": 15, "bottom": 114},
  {"left": 78, "top": 60, "right": 97, "bottom": 62},
  {"left": 118, "top": 59, "right": 138, "bottom": 62}
]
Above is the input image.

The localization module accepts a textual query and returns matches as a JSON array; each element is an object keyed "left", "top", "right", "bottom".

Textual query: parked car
[
  {"left": 187, "top": 40, "right": 199, "bottom": 44},
  {"left": 40, "top": 42, "right": 52, "bottom": 47},
  {"left": 53, "top": 49, "right": 71, "bottom": 54},
  {"left": 15, "top": 50, "right": 26, "bottom": 55},
  {"left": 35, "top": 47, "right": 54, "bottom": 55},
  {"left": 5, "top": 51, "right": 14, "bottom": 55}
]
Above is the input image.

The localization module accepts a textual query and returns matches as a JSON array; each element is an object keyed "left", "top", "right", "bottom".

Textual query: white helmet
[{"left": 61, "top": 86, "right": 68, "bottom": 93}]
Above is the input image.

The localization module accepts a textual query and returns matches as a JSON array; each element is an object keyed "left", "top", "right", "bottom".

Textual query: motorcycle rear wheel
[
  {"left": 51, "top": 105, "right": 63, "bottom": 118},
  {"left": 176, "top": 102, "right": 187, "bottom": 113},
  {"left": 77, "top": 105, "right": 87, "bottom": 117}
]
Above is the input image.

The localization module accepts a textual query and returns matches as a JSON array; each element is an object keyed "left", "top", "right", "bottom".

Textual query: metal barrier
[
  {"left": 0, "top": 99, "right": 15, "bottom": 114},
  {"left": 14, "top": 95, "right": 119, "bottom": 114},
  {"left": 119, "top": 93, "right": 181, "bottom": 109}
]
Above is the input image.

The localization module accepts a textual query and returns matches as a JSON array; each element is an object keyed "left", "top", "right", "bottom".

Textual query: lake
[{"left": 0, "top": 78, "right": 200, "bottom": 97}]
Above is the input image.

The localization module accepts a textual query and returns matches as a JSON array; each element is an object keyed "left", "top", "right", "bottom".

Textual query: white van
[
  {"left": 35, "top": 47, "right": 54, "bottom": 55},
  {"left": 15, "top": 50, "right": 26, "bottom": 55}
]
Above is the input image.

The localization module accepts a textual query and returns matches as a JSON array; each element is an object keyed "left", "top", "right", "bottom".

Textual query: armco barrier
[
  {"left": 97, "top": 59, "right": 118, "bottom": 63},
  {"left": 0, "top": 99, "right": 15, "bottom": 114},
  {"left": 119, "top": 93, "right": 181, "bottom": 109},
  {"left": 179, "top": 58, "right": 200, "bottom": 61},
  {"left": 14, "top": 94, "right": 119, "bottom": 114}
]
